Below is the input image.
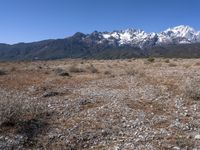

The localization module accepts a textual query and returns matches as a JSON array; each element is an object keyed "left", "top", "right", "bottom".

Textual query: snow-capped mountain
[
  {"left": 1, "top": 25, "right": 200, "bottom": 60},
  {"left": 158, "top": 25, "right": 200, "bottom": 45},
  {"left": 81, "top": 25, "right": 200, "bottom": 48}
]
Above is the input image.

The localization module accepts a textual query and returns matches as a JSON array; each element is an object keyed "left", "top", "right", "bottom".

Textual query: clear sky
[{"left": 0, "top": 0, "right": 199, "bottom": 44}]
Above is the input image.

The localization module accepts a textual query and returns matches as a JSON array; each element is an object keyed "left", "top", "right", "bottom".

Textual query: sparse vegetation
[
  {"left": 1, "top": 59, "right": 200, "bottom": 149},
  {"left": 147, "top": 57, "right": 155, "bottom": 62},
  {"left": 69, "top": 64, "right": 86, "bottom": 73},
  {"left": 54, "top": 68, "right": 70, "bottom": 76},
  {"left": 10, "top": 67, "right": 16, "bottom": 72},
  {"left": 126, "top": 68, "right": 139, "bottom": 76},
  {"left": 0, "top": 98, "right": 46, "bottom": 126},
  {"left": 168, "top": 62, "right": 177, "bottom": 67},
  {"left": 195, "top": 62, "right": 200, "bottom": 66},
  {"left": 165, "top": 59, "right": 170, "bottom": 63},
  {"left": 183, "top": 64, "right": 191, "bottom": 68},
  {"left": 104, "top": 70, "right": 111, "bottom": 75},
  {"left": 0, "top": 69, "right": 6, "bottom": 75},
  {"left": 175, "top": 136, "right": 194, "bottom": 149},
  {"left": 184, "top": 78, "right": 200, "bottom": 100},
  {"left": 87, "top": 64, "right": 99, "bottom": 73}
]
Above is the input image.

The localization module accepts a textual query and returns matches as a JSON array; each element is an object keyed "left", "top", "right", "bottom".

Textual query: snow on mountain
[
  {"left": 159, "top": 25, "right": 200, "bottom": 44},
  {"left": 101, "top": 29, "right": 157, "bottom": 48},
  {"left": 84, "top": 25, "right": 200, "bottom": 49}
]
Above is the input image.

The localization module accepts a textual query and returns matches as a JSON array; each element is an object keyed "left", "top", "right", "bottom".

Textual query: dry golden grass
[{"left": 1, "top": 58, "right": 200, "bottom": 149}]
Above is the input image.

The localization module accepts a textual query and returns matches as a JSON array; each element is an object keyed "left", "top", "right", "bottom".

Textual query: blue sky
[{"left": 0, "top": 0, "right": 199, "bottom": 44}]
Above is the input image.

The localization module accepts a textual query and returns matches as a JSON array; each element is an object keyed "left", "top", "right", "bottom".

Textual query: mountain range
[{"left": 1, "top": 25, "right": 200, "bottom": 60}]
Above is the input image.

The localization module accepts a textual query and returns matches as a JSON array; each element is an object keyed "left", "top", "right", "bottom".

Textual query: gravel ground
[{"left": 0, "top": 59, "right": 200, "bottom": 150}]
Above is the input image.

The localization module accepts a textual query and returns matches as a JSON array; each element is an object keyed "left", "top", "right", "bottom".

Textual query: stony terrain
[{"left": 0, "top": 58, "right": 200, "bottom": 150}]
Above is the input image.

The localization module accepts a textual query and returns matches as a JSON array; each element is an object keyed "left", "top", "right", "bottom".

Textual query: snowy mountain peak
[
  {"left": 165, "top": 25, "right": 195, "bottom": 33},
  {"left": 83, "top": 25, "right": 200, "bottom": 49},
  {"left": 161, "top": 25, "right": 200, "bottom": 44}
]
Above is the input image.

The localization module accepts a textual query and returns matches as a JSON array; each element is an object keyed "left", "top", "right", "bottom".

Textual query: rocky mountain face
[
  {"left": 0, "top": 25, "right": 200, "bottom": 60},
  {"left": 80, "top": 25, "right": 200, "bottom": 48}
]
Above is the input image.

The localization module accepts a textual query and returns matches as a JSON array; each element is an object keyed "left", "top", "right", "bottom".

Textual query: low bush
[
  {"left": 104, "top": 70, "right": 111, "bottom": 75},
  {"left": 168, "top": 63, "right": 177, "bottom": 67},
  {"left": 165, "top": 59, "right": 170, "bottom": 63},
  {"left": 0, "top": 69, "right": 7, "bottom": 75},
  {"left": 0, "top": 98, "right": 47, "bottom": 126},
  {"left": 126, "top": 68, "right": 138, "bottom": 76},
  {"left": 195, "top": 62, "right": 200, "bottom": 66},
  {"left": 54, "top": 68, "right": 70, "bottom": 76},
  {"left": 69, "top": 65, "right": 86, "bottom": 73},
  {"left": 147, "top": 57, "right": 155, "bottom": 63},
  {"left": 87, "top": 64, "right": 99, "bottom": 73},
  {"left": 184, "top": 78, "right": 200, "bottom": 101}
]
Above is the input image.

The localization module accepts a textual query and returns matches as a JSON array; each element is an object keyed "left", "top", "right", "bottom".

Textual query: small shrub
[
  {"left": 175, "top": 136, "right": 194, "bottom": 149},
  {"left": 195, "top": 62, "right": 200, "bottom": 66},
  {"left": 54, "top": 68, "right": 63, "bottom": 74},
  {"left": 69, "top": 65, "right": 86, "bottom": 73},
  {"left": 183, "top": 64, "right": 190, "bottom": 68},
  {"left": 184, "top": 78, "right": 200, "bottom": 101},
  {"left": 87, "top": 64, "right": 99, "bottom": 73},
  {"left": 147, "top": 57, "right": 155, "bottom": 63},
  {"left": 54, "top": 68, "right": 70, "bottom": 76},
  {"left": 38, "top": 66, "right": 42, "bottom": 69},
  {"left": 110, "top": 74, "right": 115, "bottom": 78},
  {"left": 165, "top": 59, "right": 170, "bottom": 63},
  {"left": 10, "top": 67, "right": 16, "bottom": 72},
  {"left": 173, "top": 58, "right": 178, "bottom": 61},
  {"left": 0, "top": 98, "right": 46, "bottom": 126},
  {"left": 153, "top": 63, "right": 162, "bottom": 67},
  {"left": 104, "top": 70, "right": 111, "bottom": 75},
  {"left": 168, "top": 63, "right": 177, "bottom": 67},
  {"left": 126, "top": 68, "right": 138, "bottom": 76},
  {"left": 0, "top": 69, "right": 7, "bottom": 75},
  {"left": 59, "top": 72, "right": 70, "bottom": 76},
  {"left": 107, "top": 65, "right": 112, "bottom": 68},
  {"left": 126, "top": 68, "right": 145, "bottom": 77}
]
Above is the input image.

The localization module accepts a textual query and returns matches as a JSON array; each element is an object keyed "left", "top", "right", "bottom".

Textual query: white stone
[
  {"left": 173, "top": 146, "right": 180, "bottom": 150},
  {"left": 194, "top": 134, "right": 200, "bottom": 140}
]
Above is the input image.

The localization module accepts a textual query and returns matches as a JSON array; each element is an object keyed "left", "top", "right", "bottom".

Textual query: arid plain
[{"left": 0, "top": 58, "right": 200, "bottom": 149}]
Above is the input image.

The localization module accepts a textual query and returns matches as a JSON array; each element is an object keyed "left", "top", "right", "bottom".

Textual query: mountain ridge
[
  {"left": 1, "top": 25, "right": 200, "bottom": 60},
  {"left": 78, "top": 25, "right": 200, "bottom": 48}
]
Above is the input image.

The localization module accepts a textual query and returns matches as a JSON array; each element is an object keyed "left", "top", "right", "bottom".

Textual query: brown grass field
[{"left": 0, "top": 58, "right": 200, "bottom": 149}]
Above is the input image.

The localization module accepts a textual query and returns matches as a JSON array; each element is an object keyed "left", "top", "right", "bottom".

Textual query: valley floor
[{"left": 0, "top": 58, "right": 200, "bottom": 149}]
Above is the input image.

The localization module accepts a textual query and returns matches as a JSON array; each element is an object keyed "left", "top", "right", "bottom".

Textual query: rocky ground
[{"left": 0, "top": 58, "right": 200, "bottom": 150}]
